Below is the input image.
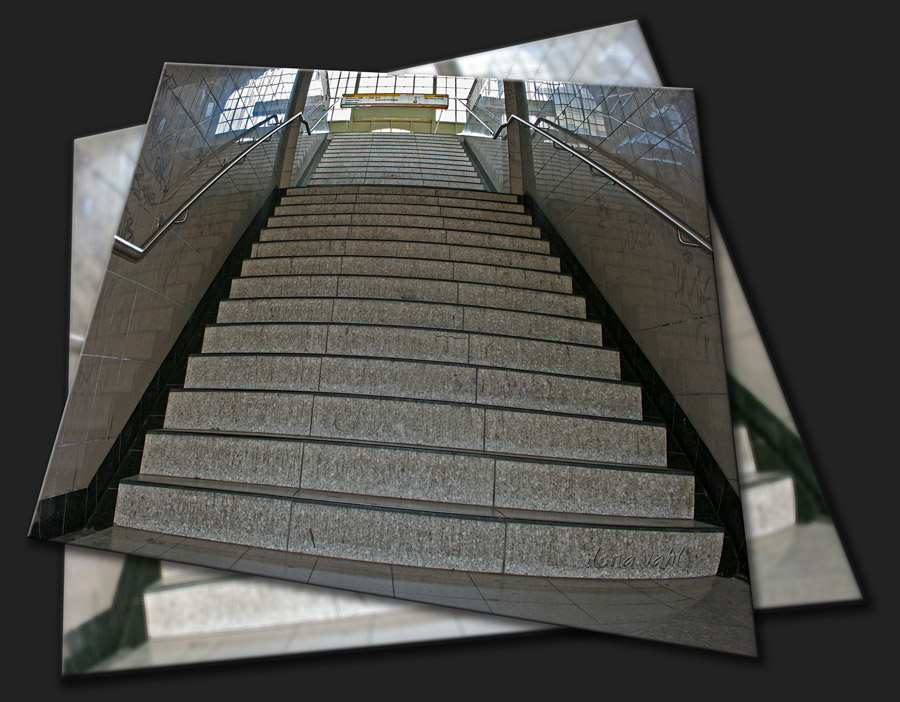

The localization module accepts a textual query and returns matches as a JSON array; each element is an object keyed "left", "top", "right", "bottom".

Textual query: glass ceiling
[{"left": 311, "top": 71, "right": 477, "bottom": 126}]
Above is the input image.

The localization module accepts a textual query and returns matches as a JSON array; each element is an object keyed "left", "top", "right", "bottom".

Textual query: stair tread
[
  {"left": 120, "top": 474, "right": 719, "bottom": 532},
  {"left": 285, "top": 184, "right": 518, "bottom": 203},
  {"left": 165, "top": 386, "right": 657, "bottom": 426},
  {"left": 740, "top": 471, "right": 794, "bottom": 487},
  {"left": 145, "top": 427, "right": 689, "bottom": 475},
  {"left": 246, "top": 252, "right": 566, "bottom": 280},
  {"left": 185, "top": 351, "right": 633, "bottom": 387},
  {"left": 216, "top": 297, "right": 604, "bottom": 346}
]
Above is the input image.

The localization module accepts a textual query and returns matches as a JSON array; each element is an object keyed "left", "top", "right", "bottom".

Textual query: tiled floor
[
  {"left": 748, "top": 518, "right": 860, "bottom": 609},
  {"left": 70, "top": 526, "right": 756, "bottom": 657},
  {"left": 92, "top": 604, "right": 543, "bottom": 673}
]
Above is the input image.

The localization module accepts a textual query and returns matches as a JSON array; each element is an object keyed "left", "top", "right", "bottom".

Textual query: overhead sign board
[{"left": 341, "top": 93, "right": 449, "bottom": 109}]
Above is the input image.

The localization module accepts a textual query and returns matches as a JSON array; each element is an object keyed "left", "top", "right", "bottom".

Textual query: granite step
[
  {"left": 740, "top": 471, "right": 797, "bottom": 539},
  {"left": 264, "top": 213, "right": 539, "bottom": 238},
  {"left": 138, "top": 430, "right": 693, "bottom": 519},
  {"left": 160, "top": 389, "right": 667, "bottom": 467},
  {"left": 310, "top": 182, "right": 484, "bottom": 191},
  {"left": 272, "top": 203, "right": 533, "bottom": 225},
  {"left": 312, "top": 161, "right": 478, "bottom": 172},
  {"left": 320, "top": 150, "right": 472, "bottom": 159},
  {"left": 315, "top": 159, "right": 477, "bottom": 170},
  {"left": 200, "top": 323, "right": 616, "bottom": 379},
  {"left": 216, "top": 298, "right": 604, "bottom": 346},
  {"left": 258, "top": 226, "right": 550, "bottom": 255},
  {"left": 284, "top": 185, "right": 519, "bottom": 205},
  {"left": 181, "top": 354, "right": 642, "bottom": 420},
  {"left": 227, "top": 275, "right": 587, "bottom": 317},
  {"left": 113, "top": 475, "right": 722, "bottom": 579},
  {"left": 309, "top": 171, "right": 483, "bottom": 183},
  {"left": 240, "top": 256, "right": 572, "bottom": 293},
  {"left": 252, "top": 239, "right": 560, "bottom": 272},
  {"left": 142, "top": 570, "right": 399, "bottom": 639},
  {"left": 279, "top": 193, "right": 525, "bottom": 214},
  {"left": 308, "top": 177, "right": 485, "bottom": 188}
]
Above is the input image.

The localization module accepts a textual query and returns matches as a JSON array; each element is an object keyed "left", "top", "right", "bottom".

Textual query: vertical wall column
[
  {"left": 503, "top": 80, "right": 536, "bottom": 198},
  {"left": 276, "top": 71, "right": 315, "bottom": 189}
]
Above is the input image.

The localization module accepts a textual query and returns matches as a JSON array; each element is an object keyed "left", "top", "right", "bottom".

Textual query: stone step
[
  {"left": 201, "top": 323, "right": 616, "bottom": 379},
  {"left": 156, "top": 560, "right": 229, "bottom": 587},
  {"left": 279, "top": 192, "right": 525, "bottom": 213},
  {"left": 241, "top": 256, "right": 572, "bottom": 293},
  {"left": 228, "top": 275, "right": 587, "bottom": 318},
  {"left": 740, "top": 471, "right": 796, "bottom": 539},
  {"left": 252, "top": 239, "right": 560, "bottom": 272},
  {"left": 319, "top": 147, "right": 473, "bottom": 155},
  {"left": 265, "top": 213, "right": 541, "bottom": 239},
  {"left": 142, "top": 571, "right": 401, "bottom": 639},
  {"left": 258, "top": 225, "right": 549, "bottom": 254},
  {"left": 284, "top": 184, "right": 519, "bottom": 205},
  {"left": 313, "top": 159, "right": 477, "bottom": 171},
  {"left": 308, "top": 177, "right": 485, "bottom": 189},
  {"left": 161, "top": 390, "right": 667, "bottom": 467},
  {"left": 316, "top": 158, "right": 477, "bottom": 170},
  {"left": 273, "top": 203, "right": 533, "bottom": 226},
  {"left": 734, "top": 424, "right": 757, "bottom": 476},
  {"left": 182, "top": 354, "right": 641, "bottom": 420},
  {"left": 216, "top": 298, "right": 604, "bottom": 346},
  {"left": 114, "top": 475, "right": 722, "bottom": 578},
  {"left": 309, "top": 170, "right": 482, "bottom": 183},
  {"left": 139, "top": 431, "right": 693, "bottom": 519}
]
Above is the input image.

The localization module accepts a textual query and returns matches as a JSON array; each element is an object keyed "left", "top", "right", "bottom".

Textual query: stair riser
[
  {"left": 265, "top": 213, "right": 541, "bottom": 238},
  {"left": 253, "top": 240, "right": 560, "bottom": 272},
  {"left": 143, "top": 577, "right": 398, "bottom": 639},
  {"left": 241, "top": 256, "right": 571, "bottom": 293},
  {"left": 228, "top": 276, "right": 586, "bottom": 318},
  {"left": 114, "top": 483, "right": 718, "bottom": 578},
  {"left": 259, "top": 227, "right": 550, "bottom": 254},
  {"left": 140, "top": 433, "right": 693, "bottom": 518},
  {"left": 284, "top": 185, "right": 518, "bottom": 204},
  {"left": 743, "top": 476, "right": 796, "bottom": 539},
  {"left": 216, "top": 299, "right": 604, "bottom": 346},
  {"left": 201, "top": 324, "right": 617, "bottom": 379},
  {"left": 280, "top": 193, "right": 524, "bottom": 213},
  {"left": 309, "top": 178, "right": 484, "bottom": 189},
  {"left": 163, "top": 391, "right": 666, "bottom": 466},
  {"left": 273, "top": 203, "right": 532, "bottom": 225},
  {"left": 183, "top": 355, "right": 641, "bottom": 419},
  {"left": 312, "top": 165, "right": 479, "bottom": 177}
]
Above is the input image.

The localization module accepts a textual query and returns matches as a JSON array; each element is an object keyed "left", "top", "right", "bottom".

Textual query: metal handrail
[
  {"left": 493, "top": 114, "right": 712, "bottom": 254},
  {"left": 114, "top": 111, "right": 311, "bottom": 261}
]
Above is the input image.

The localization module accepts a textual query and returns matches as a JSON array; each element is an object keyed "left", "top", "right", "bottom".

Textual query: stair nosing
[
  {"left": 235, "top": 269, "right": 574, "bottom": 298},
  {"left": 263, "top": 218, "right": 542, "bottom": 240},
  {"left": 255, "top": 234, "right": 551, "bottom": 259},
  {"left": 248, "top": 250, "right": 562, "bottom": 277},
  {"left": 230, "top": 273, "right": 585, "bottom": 302},
  {"left": 284, "top": 184, "right": 519, "bottom": 203},
  {"left": 120, "top": 475, "right": 718, "bottom": 533},
  {"left": 145, "top": 427, "right": 691, "bottom": 476},
  {"left": 205, "top": 320, "right": 609, "bottom": 352},
  {"left": 277, "top": 196, "right": 526, "bottom": 214},
  {"left": 218, "top": 295, "right": 600, "bottom": 326},
  {"left": 165, "top": 387, "right": 663, "bottom": 429},
  {"left": 186, "top": 351, "right": 634, "bottom": 388}
]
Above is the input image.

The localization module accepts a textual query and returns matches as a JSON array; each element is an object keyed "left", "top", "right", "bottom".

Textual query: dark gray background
[{"left": 7, "top": 3, "right": 888, "bottom": 697}]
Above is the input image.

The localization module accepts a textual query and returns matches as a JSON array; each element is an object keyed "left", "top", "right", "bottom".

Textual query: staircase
[
  {"left": 111, "top": 133, "right": 724, "bottom": 582},
  {"left": 142, "top": 560, "right": 402, "bottom": 639},
  {"left": 734, "top": 424, "right": 796, "bottom": 539}
]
